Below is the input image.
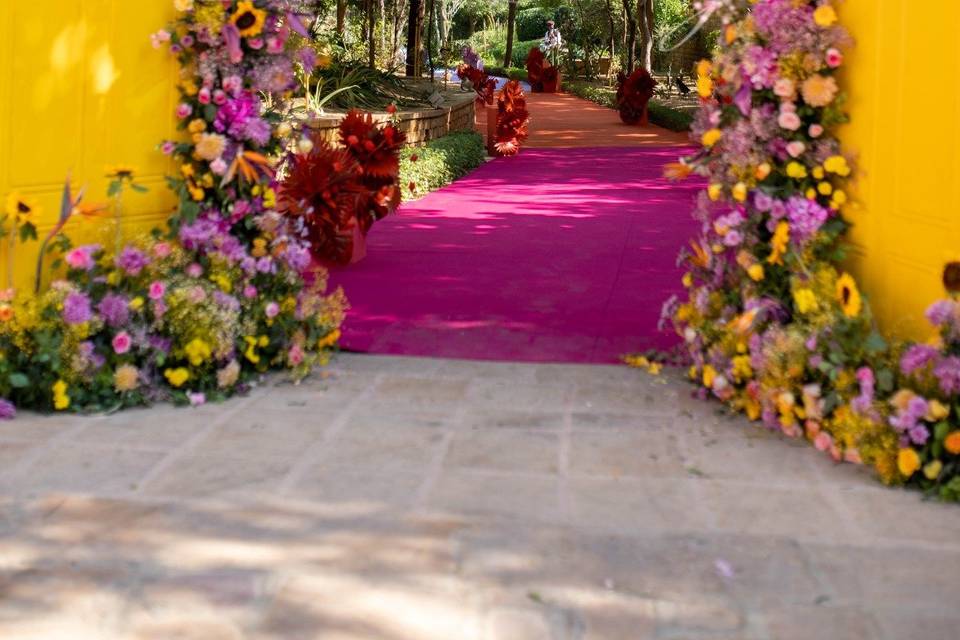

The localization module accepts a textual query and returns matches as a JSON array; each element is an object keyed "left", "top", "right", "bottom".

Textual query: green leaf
[
  {"left": 934, "top": 421, "right": 950, "bottom": 441},
  {"left": 107, "top": 181, "right": 121, "bottom": 197},
  {"left": 18, "top": 222, "right": 37, "bottom": 243},
  {"left": 876, "top": 368, "right": 894, "bottom": 393},
  {"left": 8, "top": 372, "right": 29, "bottom": 388},
  {"left": 130, "top": 183, "right": 149, "bottom": 193},
  {"left": 864, "top": 332, "right": 888, "bottom": 355},
  {"left": 204, "top": 104, "right": 217, "bottom": 121}
]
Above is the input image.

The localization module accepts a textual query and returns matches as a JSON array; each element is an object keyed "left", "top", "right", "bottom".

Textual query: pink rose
[
  {"left": 161, "top": 141, "right": 176, "bottom": 155},
  {"left": 844, "top": 448, "right": 863, "bottom": 465},
  {"left": 222, "top": 75, "right": 242, "bottom": 96},
  {"left": 148, "top": 281, "right": 166, "bottom": 300},
  {"left": 288, "top": 344, "right": 304, "bottom": 366},
  {"left": 212, "top": 89, "right": 227, "bottom": 105},
  {"left": 805, "top": 420, "right": 821, "bottom": 439},
  {"left": 150, "top": 29, "right": 170, "bottom": 49},
  {"left": 786, "top": 141, "right": 806, "bottom": 158},
  {"left": 808, "top": 124, "right": 824, "bottom": 138},
  {"left": 153, "top": 300, "right": 167, "bottom": 318},
  {"left": 825, "top": 48, "right": 843, "bottom": 68},
  {"left": 813, "top": 431, "right": 833, "bottom": 452},
  {"left": 265, "top": 302, "right": 280, "bottom": 318},
  {"left": 187, "top": 263, "right": 203, "bottom": 278},
  {"left": 175, "top": 103, "right": 192, "bottom": 119},
  {"left": 187, "top": 391, "right": 206, "bottom": 407},
  {"left": 210, "top": 157, "right": 227, "bottom": 175},
  {"left": 112, "top": 331, "right": 132, "bottom": 355},
  {"left": 778, "top": 103, "right": 801, "bottom": 131},
  {"left": 152, "top": 242, "right": 172, "bottom": 258},
  {"left": 197, "top": 87, "right": 211, "bottom": 105},
  {"left": 773, "top": 78, "right": 795, "bottom": 100},
  {"left": 243, "top": 285, "right": 258, "bottom": 299},
  {"left": 65, "top": 247, "right": 95, "bottom": 270},
  {"left": 266, "top": 36, "right": 286, "bottom": 54}
]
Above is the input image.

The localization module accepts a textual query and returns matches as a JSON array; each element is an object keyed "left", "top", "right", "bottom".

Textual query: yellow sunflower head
[
  {"left": 835, "top": 272, "right": 862, "bottom": 318},
  {"left": 5, "top": 191, "right": 39, "bottom": 224},
  {"left": 105, "top": 165, "right": 137, "bottom": 180},
  {"left": 231, "top": 1, "right": 267, "bottom": 38}
]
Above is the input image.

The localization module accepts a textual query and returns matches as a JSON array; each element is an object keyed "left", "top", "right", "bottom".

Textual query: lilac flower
[
  {"left": 283, "top": 244, "right": 311, "bottom": 272},
  {"left": 214, "top": 93, "right": 259, "bottom": 138},
  {"left": 900, "top": 344, "right": 939, "bottom": 375},
  {"left": 149, "top": 335, "right": 172, "bottom": 355},
  {"left": 890, "top": 396, "right": 929, "bottom": 434},
  {"left": 97, "top": 293, "right": 130, "bottom": 328},
  {"left": 116, "top": 246, "right": 149, "bottom": 276},
  {"left": 908, "top": 424, "right": 930, "bottom": 446},
  {"left": 297, "top": 46, "right": 316, "bottom": 69},
  {"left": 187, "top": 391, "right": 207, "bottom": 407},
  {"left": 754, "top": 191, "right": 774, "bottom": 212},
  {"left": 179, "top": 218, "right": 219, "bottom": 249},
  {"left": 63, "top": 292, "right": 93, "bottom": 324},
  {"left": 0, "top": 398, "right": 16, "bottom": 420},
  {"left": 925, "top": 299, "right": 955, "bottom": 327},
  {"left": 243, "top": 117, "right": 272, "bottom": 146},
  {"left": 851, "top": 367, "right": 875, "bottom": 415},
  {"left": 213, "top": 291, "right": 240, "bottom": 311},
  {"left": 934, "top": 356, "right": 960, "bottom": 395},
  {"left": 256, "top": 256, "right": 274, "bottom": 273},
  {"left": 786, "top": 196, "right": 829, "bottom": 242}
]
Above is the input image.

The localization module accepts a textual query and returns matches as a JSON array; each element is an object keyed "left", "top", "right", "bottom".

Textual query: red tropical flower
[{"left": 616, "top": 68, "right": 657, "bottom": 126}]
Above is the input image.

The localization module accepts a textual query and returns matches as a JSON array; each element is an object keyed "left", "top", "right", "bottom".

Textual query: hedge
[
  {"left": 399, "top": 130, "right": 486, "bottom": 199},
  {"left": 485, "top": 65, "right": 528, "bottom": 82},
  {"left": 565, "top": 82, "right": 695, "bottom": 133}
]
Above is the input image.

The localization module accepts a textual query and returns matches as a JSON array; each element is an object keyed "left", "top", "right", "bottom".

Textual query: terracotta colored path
[{"left": 328, "top": 92, "right": 697, "bottom": 363}]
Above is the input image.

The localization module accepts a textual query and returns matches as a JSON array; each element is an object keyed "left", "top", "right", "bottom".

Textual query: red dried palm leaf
[{"left": 616, "top": 68, "right": 657, "bottom": 126}]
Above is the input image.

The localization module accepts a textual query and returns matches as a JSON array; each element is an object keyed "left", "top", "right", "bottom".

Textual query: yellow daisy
[{"left": 5, "top": 191, "right": 40, "bottom": 223}]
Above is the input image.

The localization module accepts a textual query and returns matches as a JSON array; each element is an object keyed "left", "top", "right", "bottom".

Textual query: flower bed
[
  {"left": 0, "top": 1, "right": 353, "bottom": 418},
  {"left": 399, "top": 131, "right": 486, "bottom": 199},
  {"left": 662, "top": 0, "right": 960, "bottom": 499}
]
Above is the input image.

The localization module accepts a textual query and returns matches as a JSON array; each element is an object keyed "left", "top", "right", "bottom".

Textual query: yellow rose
[
  {"left": 707, "top": 183, "right": 723, "bottom": 201},
  {"left": 682, "top": 272, "right": 693, "bottom": 288},
  {"left": 793, "top": 288, "right": 818, "bottom": 314},
  {"left": 812, "top": 166, "right": 825, "bottom": 180},
  {"left": 817, "top": 182, "right": 833, "bottom": 196},
  {"left": 823, "top": 155, "right": 851, "bottom": 176},
  {"left": 927, "top": 399, "right": 949, "bottom": 421},
  {"left": 184, "top": 338, "right": 212, "bottom": 366},
  {"left": 747, "top": 264, "right": 765, "bottom": 281},
  {"left": 52, "top": 380, "right": 70, "bottom": 411},
  {"left": 701, "top": 128, "right": 723, "bottom": 148},
  {"left": 923, "top": 460, "right": 943, "bottom": 480},
  {"left": 813, "top": 4, "right": 838, "bottom": 27},
  {"left": 697, "top": 75, "right": 713, "bottom": 98},
  {"left": 786, "top": 162, "right": 808, "bottom": 179},
  {"left": 896, "top": 448, "right": 921, "bottom": 478}
]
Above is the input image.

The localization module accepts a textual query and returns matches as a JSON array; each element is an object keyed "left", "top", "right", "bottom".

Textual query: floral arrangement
[
  {"left": 885, "top": 267, "right": 960, "bottom": 499},
  {"left": 277, "top": 110, "right": 406, "bottom": 264},
  {"left": 458, "top": 57, "right": 496, "bottom": 108},
  {"left": 525, "top": 47, "right": 545, "bottom": 93},
  {"left": 661, "top": 0, "right": 916, "bottom": 485},
  {"left": 493, "top": 80, "right": 530, "bottom": 157},
  {"left": 616, "top": 68, "right": 656, "bottom": 126}
]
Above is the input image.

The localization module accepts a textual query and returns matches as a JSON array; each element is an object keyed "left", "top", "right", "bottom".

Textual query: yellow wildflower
[
  {"left": 251, "top": 238, "right": 268, "bottom": 258},
  {"left": 747, "top": 264, "right": 765, "bottom": 281},
  {"left": 817, "top": 182, "right": 833, "bottom": 196},
  {"left": 731, "top": 182, "right": 748, "bottom": 202},
  {"left": 52, "top": 380, "right": 70, "bottom": 411},
  {"left": 262, "top": 187, "right": 276, "bottom": 209},
  {"left": 317, "top": 329, "right": 341, "bottom": 349},
  {"left": 767, "top": 221, "right": 790, "bottom": 265},
  {"left": 793, "top": 288, "right": 818, "bottom": 314},
  {"left": 164, "top": 367, "right": 190, "bottom": 388},
  {"left": 129, "top": 297, "right": 144, "bottom": 311},
  {"left": 707, "top": 184, "right": 723, "bottom": 201},
  {"left": 181, "top": 164, "right": 195, "bottom": 178},
  {"left": 812, "top": 166, "right": 825, "bottom": 180},
  {"left": 184, "top": 338, "right": 212, "bottom": 366},
  {"left": 244, "top": 335, "right": 261, "bottom": 364},
  {"left": 927, "top": 400, "right": 949, "bottom": 422},
  {"left": 805, "top": 188, "right": 817, "bottom": 200},
  {"left": 682, "top": 272, "right": 693, "bottom": 288},
  {"left": 701, "top": 128, "right": 722, "bottom": 148},
  {"left": 732, "top": 355, "right": 753, "bottom": 382},
  {"left": 923, "top": 460, "right": 943, "bottom": 480},
  {"left": 801, "top": 74, "right": 838, "bottom": 107},
  {"left": 702, "top": 365, "right": 717, "bottom": 389},
  {"left": 823, "top": 155, "right": 851, "bottom": 176},
  {"left": 187, "top": 118, "right": 207, "bottom": 134},
  {"left": 813, "top": 4, "right": 838, "bottom": 27},
  {"left": 786, "top": 162, "right": 808, "bottom": 179},
  {"left": 754, "top": 163, "right": 771, "bottom": 180},
  {"left": 896, "top": 448, "right": 920, "bottom": 478}
]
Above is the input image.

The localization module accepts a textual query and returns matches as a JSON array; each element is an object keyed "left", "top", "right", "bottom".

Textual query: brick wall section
[{"left": 307, "top": 96, "right": 476, "bottom": 147}]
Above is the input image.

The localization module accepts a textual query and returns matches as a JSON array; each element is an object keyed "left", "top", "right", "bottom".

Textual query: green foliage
[
  {"left": 566, "top": 82, "right": 694, "bottom": 133},
  {"left": 485, "top": 65, "right": 528, "bottom": 81},
  {"left": 399, "top": 131, "right": 486, "bottom": 198},
  {"left": 310, "top": 63, "right": 426, "bottom": 110},
  {"left": 517, "top": 7, "right": 554, "bottom": 41}
]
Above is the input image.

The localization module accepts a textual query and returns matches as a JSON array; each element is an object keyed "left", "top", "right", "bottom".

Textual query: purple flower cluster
[
  {"left": 785, "top": 196, "right": 829, "bottom": 243},
  {"left": 900, "top": 344, "right": 939, "bottom": 375},
  {"left": 63, "top": 291, "right": 93, "bottom": 325},
  {"left": 97, "top": 293, "right": 130, "bottom": 328},
  {"left": 851, "top": 367, "right": 875, "bottom": 415},
  {"left": 116, "top": 247, "right": 149, "bottom": 276},
  {"left": 933, "top": 356, "right": 960, "bottom": 395},
  {"left": 890, "top": 395, "right": 931, "bottom": 446}
]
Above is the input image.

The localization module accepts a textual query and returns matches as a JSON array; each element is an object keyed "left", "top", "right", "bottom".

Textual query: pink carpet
[{"left": 327, "top": 146, "right": 700, "bottom": 364}]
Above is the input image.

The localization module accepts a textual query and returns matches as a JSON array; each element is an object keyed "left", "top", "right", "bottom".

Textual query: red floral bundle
[
  {"left": 457, "top": 63, "right": 496, "bottom": 107},
  {"left": 525, "top": 47, "right": 544, "bottom": 92},
  {"left": 278, "top": 110, "right": 406, "bottom": 264},
  {"left": 542, "top": 66, "right": 560, "bottom": 93},
  {"left": 616, "top": 68, "right": 656, "bottom": 126},
  {"left": 493, "top": 80, "right": 529, "bottom": 157}
]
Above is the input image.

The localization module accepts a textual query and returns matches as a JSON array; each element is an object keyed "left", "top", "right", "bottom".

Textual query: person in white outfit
[{"left": 540, "top": 20, "right": 562, "bottom": 66}]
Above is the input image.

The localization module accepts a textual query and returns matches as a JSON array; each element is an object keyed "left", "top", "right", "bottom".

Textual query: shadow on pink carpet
[{"left": 327, "top": 146, "right": 700, "bottom": 364}]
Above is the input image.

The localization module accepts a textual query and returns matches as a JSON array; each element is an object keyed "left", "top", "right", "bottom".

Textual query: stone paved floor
[{"left": 1, "top": 354, "right": 958, "bottom": 639}]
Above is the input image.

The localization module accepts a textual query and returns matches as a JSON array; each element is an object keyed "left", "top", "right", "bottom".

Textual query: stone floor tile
[
  {"left": 0, "top": 413, "right": 89, "bottom": 443},
  {"left": 569, "top": 412, "right": 670, "bottom": 430},
  {"left": 140, "top": 453, "right": 292, "bottom": 498},
  {"left": 193, "top": 416, "right": 329, "bottom": 461},
  {"left": 467, "top": 379, "right": 572, "bottom": 411},
  {"left": 832, "top": 484, "right": 960, "bottom": 546},
  {"left": 681, "top": 428, "right": 819, "bottom": 483},
  {"left": 1, "top": 444, "right": 165, "bottom": 497},
  {"left": 573, "top": 382, "right": 679, "bottom": 417},
  {"left": 566, "top": 477, "right": 711, "bottom": 534},
  {"left": 447, "top": 429, "right": 560, "bottom": 474},
  {"left": 569, "top": 428, "right": 688, "bottom": 479},
  {"left": 288, "top": 465, "right": 424, "bottom": 509},
  {"left": 320, "top": 423, "right": 445, "bottom": 472},
  {"left": 461, "top": 408, "right": 567, "bottom": 430},
  {"left": 426, "top": 470, "right": 562, "bottom": 522},
  {"left": 759, "top": 605, "right": 882, "bottom": 640}
]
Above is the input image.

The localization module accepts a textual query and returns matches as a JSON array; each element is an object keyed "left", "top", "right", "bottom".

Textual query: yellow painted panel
[
  {"left": 0, "top": 0, "right": 177, "bottom": 291},
  {"left": 839, "top": 0, "right": 960, "bottom": 340}
]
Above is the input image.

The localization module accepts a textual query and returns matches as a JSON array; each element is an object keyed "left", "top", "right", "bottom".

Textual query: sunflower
[
  {"left": 835, "top": 272, "right": 862, "bottom": 317},
  {"left": 105, "top": 165, "right": 137, "bottom": 180},
  {"left": 230, "top": 1, "right": 267, "bottom": 38},
  {"left": 5, "top": 191, "right": 39, "bottom": 224}
]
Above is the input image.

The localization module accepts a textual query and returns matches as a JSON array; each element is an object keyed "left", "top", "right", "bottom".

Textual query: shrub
[
  {"left": 485, "top": 65, "right": 528, "bottom": 82},
  {"left": 400, "top": 131, "right": 486, "bottom": 198},
  {"left": 565, "top": 82, "right": 694, "bottom": 133},
  {"left": 517, "top": 7, "right": 553, "bottom": 41}
]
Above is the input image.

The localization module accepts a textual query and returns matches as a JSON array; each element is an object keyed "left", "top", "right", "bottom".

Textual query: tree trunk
[
  {"left": 367, "top": 0, "right": 376, "bottom": 68},
  {"left": 622, "top": 0, "right": 636, "bottom": 73},
  {"left": 336, "top": 0, "right": 347, "bottom": 41},
  {"left": 640, "top": 0, "right": 654, "bottom": 71},
  {"left": 605, "top": 0, "right": 616, "bottom": 80},
  {"left": 406, "top": 0, "right": 424, "bottom": 76},
  {"left": 427, "top": 0, "right": 436, "bottom": 80},
  {"left": 504, "top": 0, "right": 518, "bottom": 68}
]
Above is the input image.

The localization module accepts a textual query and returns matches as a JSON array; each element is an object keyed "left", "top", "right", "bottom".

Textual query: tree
[
  {"left": 366, "top": 0, "right": 377, "bottom": 68},
  {"left": 639, "top": 0, "right": 654, "bottom": 71},
  {"left": 336, "top": 0, "right": 347, "bottom": 41},
  {"left": 503, "top": 1, "right": 519, "bottom": 68},
  {"left": 622, "top": 0, "right": 637, "bottom": 72},
  {"left": 406, "top": 0, "right": 424, "bottom": 76}
]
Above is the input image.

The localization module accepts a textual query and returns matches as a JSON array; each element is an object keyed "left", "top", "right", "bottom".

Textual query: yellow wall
[
  {"left": 839, "top": 0, "right": 960, "bottom": 339},
  {"left": 0, "top": 0, "right": 177, "bottom": 291}
]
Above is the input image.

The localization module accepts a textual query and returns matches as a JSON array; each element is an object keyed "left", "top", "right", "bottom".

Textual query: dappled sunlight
[{"left": 89, "top": 44, "right": 119, "bottom": 95}]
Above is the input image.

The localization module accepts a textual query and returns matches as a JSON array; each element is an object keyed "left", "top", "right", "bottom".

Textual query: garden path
[
  {"left": 1, "top": 354, "right": 957, "bottom": 639},
  {"left": 328, "top": 92, "right": 697, "bottom": 363}
]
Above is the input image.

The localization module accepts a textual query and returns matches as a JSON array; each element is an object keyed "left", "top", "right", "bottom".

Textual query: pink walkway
[{"left": 327, "top": 143, "right": 700, "bottom": 364}]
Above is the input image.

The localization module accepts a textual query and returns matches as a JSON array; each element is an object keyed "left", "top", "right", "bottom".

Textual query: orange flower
[
  {"left": 945, "top": 431, "right": 960, "bottom": 455},
  {"left": 0, "top": 305, "right": 13, "bottom": 322},
  {"left": 663, "top": 162, "right": 692, "bottom": 181}
]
